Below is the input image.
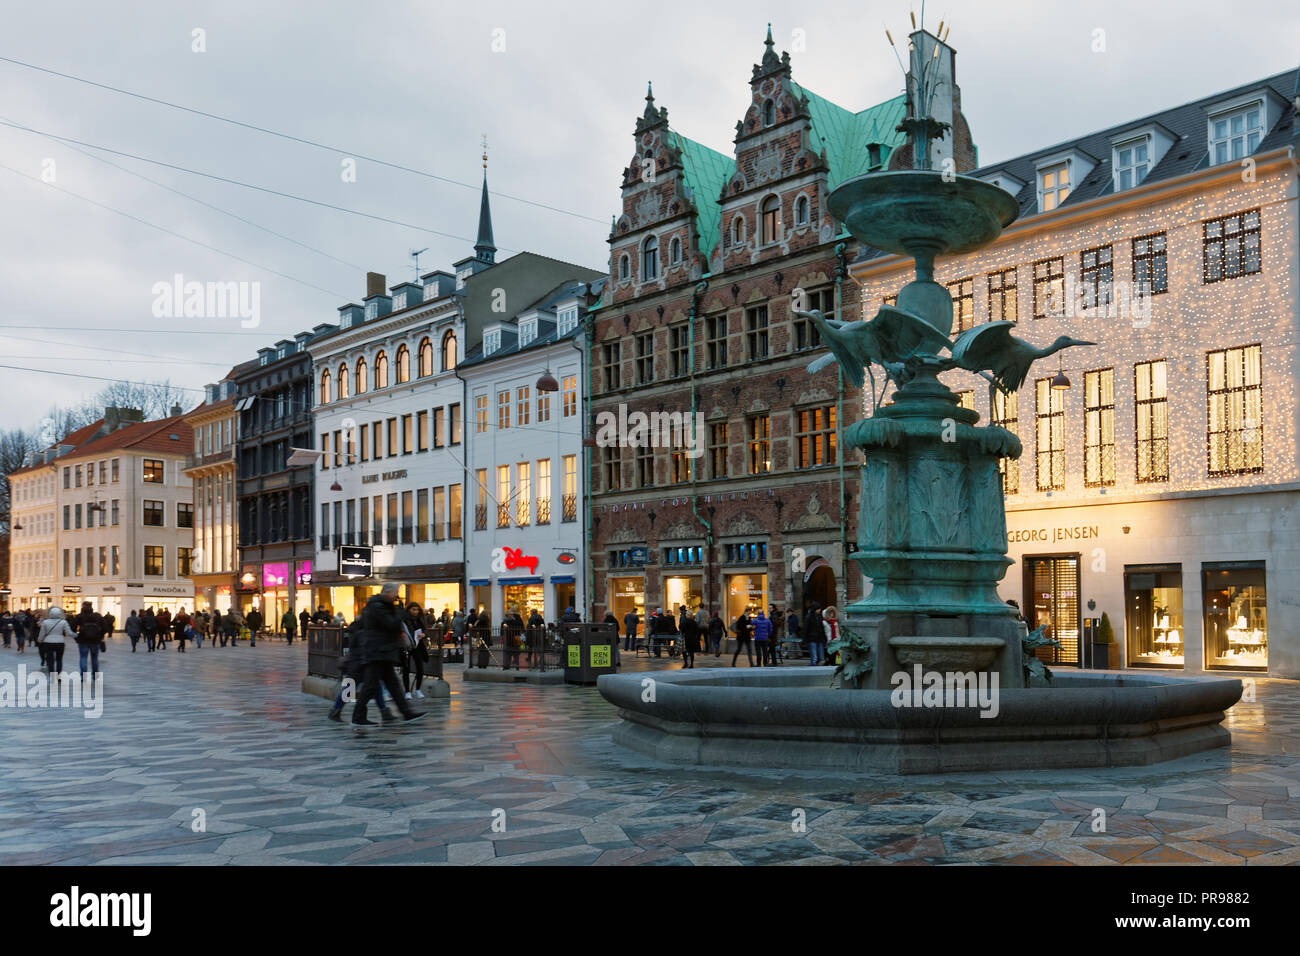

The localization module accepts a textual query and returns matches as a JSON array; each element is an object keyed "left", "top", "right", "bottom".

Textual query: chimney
[
  {"left": 170, "top": 403, "right": 183, "bottom": 417},
  {"left": 105, "top": 406, "right": 120, "bottom": 432},
  {"left": 366, "top": 272, "right": 386, "bottom": 298}
]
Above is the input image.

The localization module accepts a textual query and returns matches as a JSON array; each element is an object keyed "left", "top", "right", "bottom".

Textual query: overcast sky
[{"left": 1, "top": 0, "right": 1297, "bottom": 433}]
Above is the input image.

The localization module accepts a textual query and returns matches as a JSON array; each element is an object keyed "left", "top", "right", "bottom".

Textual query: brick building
[{"left": 587, "top": 27, "right": 978, "bottom": 628}]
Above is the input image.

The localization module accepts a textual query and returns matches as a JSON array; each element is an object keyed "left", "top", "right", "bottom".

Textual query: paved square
[{"left": 1, "top": 640, "right": 1298, "bottom": 865}]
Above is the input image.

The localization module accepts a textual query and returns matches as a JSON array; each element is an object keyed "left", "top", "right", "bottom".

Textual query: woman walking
[
  {"left": 38, "top": 607, "right": 73, "bottom": 676},
  {"left": 173, "top": 607, "right": 190, "bottom": 652},
  {"left": 402, "top": 603, "right": 428, "bottom": 700},
  {"left": 72, "top": 601, "right": 105, "bottom": 681},
  {"left": 680, "top": 609, "right": 701, "bottom": 669}
]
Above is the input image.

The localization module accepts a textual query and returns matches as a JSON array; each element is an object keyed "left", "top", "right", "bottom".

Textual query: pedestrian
[
  {"left": 730, "top": 609, "right": 753, "bottom": 667},
  {"left": 312, "top": 605, "right": 331, "bottom": 624},
  {"left": 142, "top": 607, "right": 158, "bottom": 652},
  {"left": 752, "top": 608, "right": 773, "bottom": 666},
  {"left": 351, "top": 583, "right": 425, "bottom": 726},
  {"left": 653, "top": 607, "right": 677, "bottom": 658},
  {"left": 561, "top": 606, "right": 581, "bottom": 624},
  {"left": 803, "top": 602, "right": 826, "bottom": 666},
  {"left": 281, "top": 608, "right": 297, "bottom": 644},
  {"left": 822, "top": 606, "right": 839, "bottom": 664},
  {"left": 246, "top": 606, "right": 263, "bottom": 645},
  {"left": 768, "top": 605, "right": 784, "bottom": 664},
  {"left": 328, "top": 618, "right": 389, "bottom": 721},
  {"left": 125, "top": 610, "right": 141, "bottom": 651},
  {"left": 451, "top": 608, "right": 467, "bottom": 653},
  {"left": 299, "top": 609, "right": 311, "bottom": 635},
  {"left": 172, "top": 607, "right": 190, "bottom": 652},
  {"left": 786, "top": 608, "right": 802, "bottom": 660},
  {"left": 222, "top": 609, "right": 239, "bottom": 647},
  {"left": 680, "top": 609, "right": 701, "bottom": 669},
  {"left": 622, "top": 607, "right": 638, "bottom": 653},
  {"left": 157, "top": 607, "right": 171, "bottom": 648},
  {"left": 103, "top": 611, "right": 116, "bottom": 641},
  {"left": 0, "top": 611, "right": 11, "bottom": 649},
  {"left": 401, "top": 603, "right": 427, "bottom": 699},
  {"left": 72, "top": 601, "right": 105, "bottom": 682},
  {"left": 37, "top": 606, "right": 73, "bottom": 677},
  {"left": 707, "top": 609, "right": 725, "bottom": 656}
]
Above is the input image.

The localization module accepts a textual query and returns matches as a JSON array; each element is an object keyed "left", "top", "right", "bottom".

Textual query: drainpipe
[
  {"left": 834, "top": 242, "right": 849, "bottom": 611},
  {"left": 573, "top": 285, "right": 593, "bottom": 620},
  {"left": 687, "top": 279, "right": 712, "bottom": 608}
]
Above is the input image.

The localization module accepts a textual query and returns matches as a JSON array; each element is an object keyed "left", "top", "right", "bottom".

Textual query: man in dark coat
[{"left": 351, "top": 584, "right": 424, "bottom": 726}]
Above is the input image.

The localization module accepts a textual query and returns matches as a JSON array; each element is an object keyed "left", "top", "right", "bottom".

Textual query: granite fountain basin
[{"left": 596, "top": 668, "right": 1243, "bottom": 775}]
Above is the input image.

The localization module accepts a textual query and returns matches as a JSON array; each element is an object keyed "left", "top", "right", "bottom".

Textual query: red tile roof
[{"left": 6, "top": 415, "right": 193, "bottom": 478}]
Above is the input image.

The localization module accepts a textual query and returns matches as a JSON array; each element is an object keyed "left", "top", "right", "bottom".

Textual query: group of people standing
[
  {"left": 617, "top": 601, "right": 841, "bottom": 669},
  {"left": 0, "top": 603, "right": 110, "bottom": 680}
]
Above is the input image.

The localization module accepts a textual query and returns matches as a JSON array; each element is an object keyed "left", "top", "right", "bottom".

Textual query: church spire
[{"left": 474, "top": 135, "right": 496, "bottom": 264}]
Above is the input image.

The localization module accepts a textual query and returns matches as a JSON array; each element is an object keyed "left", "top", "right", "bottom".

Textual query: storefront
[
  {"left": 1203, "top": 561, "right": 1268, "bottom": 671},
  {"left": 724, "top": 572, "right": 768, "bottom": 623},
  {"left": 313, "top": 562, "right": 464, "bottom": 623},
  {"left": 191, "top": 573, "right": 236, "bottom": 614},
  {"left": 1125, "top": 564, "right": 1184, "bottom": 667},
  {"left": 608, "top": 575, "right": 645, "bottom": 622}
]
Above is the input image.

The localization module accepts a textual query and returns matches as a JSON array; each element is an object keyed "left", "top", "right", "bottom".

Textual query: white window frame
[
  {"left": 1113, "top": 135, "right": 1151, "bottom": 191},
  {"left": 1037, "top": 161, "right": 1070, "bottom": 213},
  {"left": 1208, "top": 98, "right": 1265, "bottom": 166}
]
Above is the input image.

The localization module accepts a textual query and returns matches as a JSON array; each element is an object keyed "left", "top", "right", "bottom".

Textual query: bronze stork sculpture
[{"left": 950, "top": 321, "right": 1095, "bottom": 410}]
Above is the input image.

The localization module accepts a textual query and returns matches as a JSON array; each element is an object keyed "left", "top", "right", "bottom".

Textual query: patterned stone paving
[{"left": 1, "top": 640, "right": 1299, "bottom": 865}]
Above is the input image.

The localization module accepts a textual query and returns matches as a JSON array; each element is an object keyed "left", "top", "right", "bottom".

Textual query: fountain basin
[
  {"left": 890, "top": 636, "right": 1004, "bottom": 672},
  {"left": 597, "top": 669, "right": 1242, "bottom": 775}
]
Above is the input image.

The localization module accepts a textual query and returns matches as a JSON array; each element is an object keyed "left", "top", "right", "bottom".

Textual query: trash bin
[{"left": 562, "top": 623, "right": 618, "bottom": 685}]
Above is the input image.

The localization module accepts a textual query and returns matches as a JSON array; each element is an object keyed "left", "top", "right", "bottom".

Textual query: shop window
[
  {"left": 1203, "top": 563, "right": 1267, "bottom": 670},
  {"left": 1125, "top": 565, "right": 1183, "bottom": 667},
  {"left": 725, "top": 572, "right": 767, "bottom": 623}
]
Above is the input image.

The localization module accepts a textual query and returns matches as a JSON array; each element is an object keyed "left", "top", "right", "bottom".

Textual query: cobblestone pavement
[{"left": 1, "top": 638, "right": 1298, "bottom": 865}]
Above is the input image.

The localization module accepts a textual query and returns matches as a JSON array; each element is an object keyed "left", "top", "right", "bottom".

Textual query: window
[
  {"left": 671, "top": 448, "right": 693, "bottom": 483},
  {"left": 991, "top": 389, "right": 1019, "bottom": 495},
  {"left": 604, "top": 446, "right": 622, "bottom": 491},
  {"left": 431, "top": 408, "right": 444, "bottom": 448},
  {"left": 401, "top": 491, "right": 413, "bottom": 543},
  {"left": 1203, "top": 209, "right": 1261, "bottom": 283},
  {"left": 618, "top": 253, "right": 630, "bottom": 281},
  {"left": 603, "top": 342, "right": 621, "bottom": 390},
  {"left": 517, "top": 386, "right": 530, "bottom": 426},
  {"left": 1110, "top": 138, "right": 1152, "bottom": 194},
  {"left": 450, "top": 403, "right": 462, "bottom": 443},
  {"left": 497, "top": 466, "right": 510, "bottom": 528},
  {"left": 1035, "top": 378, "right": 1065, "bottom": 491},
  {"left": 793, "top": 288, "right": 831, "bottom": 350},
  {"left": 144, "top": 545, "right": 163, "bottom": 576},
  {"left": 387, "top": 494, "right": 398, "bottom": 543},
  {"left": 1080, "top": 245, "right": 1113, "bottom": 311},
  {"left": 562, "top": 455, "right": 577, "bottom": 523},
  {"left": 74, "top": 548, "right": 82, "bottom": 576},
  {"left": 709, "top": 423, "right": 728, "bottom": 478},
  {"left": 372, "top": 421, "right": 384, "bottom": 459},
  {"left": 401, "top": 414, "right": 413, "bottom": 454},
  {"left": 519, "top": 319, "right": 536, "bottom": 347},
  {"left": 636, "top": 332, "right": 655, "bottom": 384},
  {"left": 428, "top": 487, "right": 443, "bottom": 541},
  {"left": 987, "top": 268, "right": 1017, "bottom": 323},
  {"left": 562, "top": 376, "right": 577, "bottom": 417},
  {"left": 74, "top": 504, "right": 81, "bottom": 529},
  {"left": 372, "top": 496, "right": 384, "bottom": 545},
  {"left": 417, "top": 410, "right": 429, "bottom": 451},
  {"left": 354, "top": 357, "right": 367, "bottom": 394},
  {"left": 387, "top": 418, "right": 398, "bottom": 457},
  {"left": 746, "top": 305, "right": 769, "bottom": 359},
  {"left": 1033, "top": 257, "right": 1065, "bottom": 318},
  {"left": 178, "top": 547, "right": 193, "bottom": 577},
  {"left": 475, "top": 394, "right": 488, "bottom": 433},
  {"left": 63, "top": 549, "right": 69, "bottom": 576},
  {"left": 359, "top": 423, "right": 369, "bottom": 462},
  {"left": 374, "top": 350, "right": 389, "bottom": 389},
  {"left": 762, "top": 98, "right": 775, "bottom": 126},
  {"left": 642, "top": 235, "right": 659, "bottom": 280},
  {"left": 669, "top": 325, "right": 690, "bottom": 376},
  {"left": 111, "top": 499, "right": 119, "bottom": 526},
  {"left": 538, "top": 388, "right": 551, "bottom": 422},
  {"left": 143, "top": 459, "right": 164, "bottom": 483},
  {"left": 336, "top": 363, "right": 351, "bottom": 400},
  {"left": 475, "top": 469, "right": 487, "bottom": 530},
  {"left": 748, "top": 414, "right": 771, "bottom": 474},
  {"left": 731, "top": 216, "right": 745, "bottom": 246},
  {"left": 1083, "top": 368, "right": 1115, "bottom": 487},
  {"left": 484, "top": 329, "right": 501, "bottom": 356},
  {"left": 636, "top": 447, "right": 654, "bottom": 488},
  {"left": 63, "top": 467, "right": 69, "bottom": 489},
  {"left": 319, "top": 369, "right": 331, "bottom": 404},
  {"left": 449, "top": 484, "right": 462, "bottom": 539},
  {"left": 418, "top": 337, "right": 433, "bottom": 376},
  {"left": 111, "top": 545, "right": 119, "bottom": 576},
  {"left": 760, "top": 196, "right": 780, "bottom": 245},
  {"left": 706, "top": 314, "right": 728, "bottom": 369},
  {"left": 441, "top": 331, "right": 457, "bottom": 371},
  {"left": 177, "top": 502, "right": 194, "bottom": 528},
  {"left": 1038, "top": 161, "right": 1069, "bottom": 212},
  {"left": 86, "top": 462, "right": 94, "bottom": 486},
  {"left": 1209, "top": 104, "right": 1264, "bottom": 165},
  {"left": 536, "top": 459, "right": 551, "bottom": 524},
  {"left": 516, "top": 462, "right": 531, "bottom": 526},
  {"left": 796, "top": 406, "right": 836, "bottom": 467},
  {"left": 794, "top": 194, "right": 809, "bottom": 226},
  {"left": 558, "top": 307, "right": 579, "bottom": 336},
  {"left": 947, "top": 277, "right": 975, "bottom": 333},
  {"left": 497, "top": 391, "right": 510, "bottom": 430},
  {"left": 1207, "top": 344, "right": 1263, "bottom": 475},
  {"left": 333, "top": 429, "right": 342, "bottom": 467},
  {"left": 1132, "top": 233, "right": 1168, "bottom": 296},
  {"left": 1135, "top": 360, "right": 1169, "bottom": 483},
  {"left": 669, "top": 236, "right": 682, "bottom": 265}
]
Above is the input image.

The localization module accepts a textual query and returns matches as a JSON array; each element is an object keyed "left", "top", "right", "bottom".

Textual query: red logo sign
[
  {"left": 503, "top": 547, "right": 538, "bottom": 575},
  {"left": 557, "top": 552, "right": 576, "bottom": 565}
]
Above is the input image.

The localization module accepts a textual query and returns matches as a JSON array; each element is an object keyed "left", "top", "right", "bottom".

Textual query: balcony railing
[
  {"left": 496, "top": 504, "right": 510, "bottom": 529},
  {"left": 562, "top": 493, "right": 577, "bottom": 523},
  {"left": 516, "top": 500, "right": 530, "bottom": 527},
  {"left": 474, "top": 504, "right": 487, "bottom": 531},
  {"left": 185, "top": 446, "right": 234, "bottom": 468},
  {"left": 537, "top": 497, "right": 551, "bottom": 525}
]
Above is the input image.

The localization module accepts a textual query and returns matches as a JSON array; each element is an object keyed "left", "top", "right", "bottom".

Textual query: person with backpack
[
  {"left": 730, "top": 610, "right": 753, "bottom": 667},
  {"left": 803, "top": 602, "right": 826, "bottom": 666},
  {"left": 752, "top": 608, "right": 773, "bottom": 667},
  {"left": 37, "top": 607, "right": 74, "bottom": 676},
  {"left": 351, "top": 583, "right": 424, "bottom": 726},
  {"left": 72, "top": 601, "right": 105, "bottom": 681}
]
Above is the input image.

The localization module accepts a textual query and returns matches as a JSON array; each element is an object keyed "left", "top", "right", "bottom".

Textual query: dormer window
[
  {"left": 762, "top": 99, "right": 775, "bottom": 126},
  {"left": 519, "top": 319, "right": 537, "bottom": 347},
  {"left": 1114, "top": 137, "right": 1151, "bottom": 191},
  {"left": 642, "top": 235, "right": 659, "bottom": 280},
  {"left": 1038, "top": 162, "right": 1070, "bottom": 212},
  {"left": 484, "top": 330, "right": 501, "bottom": 356},
  {"left": 618, "top": 253, "right": 630, "bottom": 281},
  {"left": 258, "top": 352, "right": 270, "bottom": 367},
  {"left": 558, "top": 307, "right": 578, "bottom": 336},
  {"left": 394, "top": 291, "right": 407, "bottom": 310},
  {"left": 1209, "top": 103, "right": 1263, "bottom": 165},
  {"left": 365, "top": 301, "right": 377, "bottom": 320}
]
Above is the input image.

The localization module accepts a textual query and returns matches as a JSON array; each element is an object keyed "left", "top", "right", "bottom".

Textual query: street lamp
[
  {"left": 536, "top": 370, "right": 560, "bottom": 392},
  {"left": 1050, "top": 364, "right": 1072, "bottom": 390}
]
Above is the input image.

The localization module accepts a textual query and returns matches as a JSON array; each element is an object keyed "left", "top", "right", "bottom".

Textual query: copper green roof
[
  {"left": 791, "top": 85, "right": 908, "bottom": 188},
  {"left": 665, "top": 129, "right": 734, "bottom": 263}
]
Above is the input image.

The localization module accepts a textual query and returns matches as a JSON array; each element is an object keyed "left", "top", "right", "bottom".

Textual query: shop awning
[
  {"left": 469, "top": 578, "right": 490, "bottom": 586},
  {"left": 551, "top": 576, "right": 575, "bottom": 584},
  {"left": 499, "top": 577, "right": 543, "bottom": 586}
]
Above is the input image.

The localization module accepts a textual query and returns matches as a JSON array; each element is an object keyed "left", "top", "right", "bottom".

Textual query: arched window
[
  {"left": 354, "top": 357, "right": 367, "bottom": 394},
  {"left": 794, "top": 194, "right": 809, "bottom": 226},
  {"left": 642, "top": 235, "right": 659, "bottom": 280},
  {"left": 395, "top": 344, "right": 410, "bottom": 384},
  {"left": 762, "top": 99, "right": 775, "bottom": 126},
  {"left": 618, "top": 253, "right": 630, "bottom": 280},
  {"left": 760, "top": 196, "right": 780, "bottom": 245},
  {"left": 374, "top": 350, "right": 389, "bottom": 389},
  {"left": 337, "top": 363, "right": 350, "bottom": 400},
  {"left": 670, "top": 236, "right": 682, "bottom": 265},
  {"left": 732, "top": 216, "right": 746, "bottom": 245},
  {"left": 318, "top": 369, "right": 331, "bottom": 405},
  {"left": 441, "top": 330, "right": 457, "bottom": 371},
  {"left": 418, "top": 337, "right": 433, "bottom": 377}
]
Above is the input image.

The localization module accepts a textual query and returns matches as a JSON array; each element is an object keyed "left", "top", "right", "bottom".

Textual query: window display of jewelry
[{"left": 1136, "top": 613, "right": 1183, "bottom": 665}]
